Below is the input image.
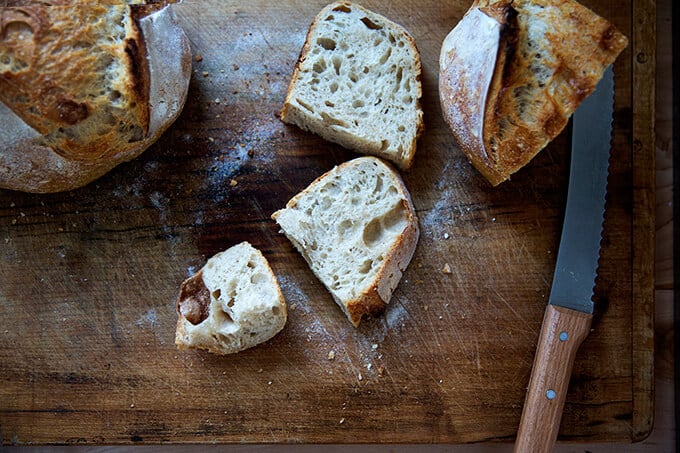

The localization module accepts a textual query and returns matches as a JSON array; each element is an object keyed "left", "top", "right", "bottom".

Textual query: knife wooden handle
[{"left": 514, "top": 304, "right": 593, "bottom": 453}]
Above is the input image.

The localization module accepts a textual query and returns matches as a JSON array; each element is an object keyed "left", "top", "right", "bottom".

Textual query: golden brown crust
[
  {"left": 0, "top": 4, "right": 191, "bottom": 193},
  {"left": 440, "top": 0, "right": 628, "bottom": 186},
  {"left": 0, "top": 5, "right": 149, "bottom": 161}
]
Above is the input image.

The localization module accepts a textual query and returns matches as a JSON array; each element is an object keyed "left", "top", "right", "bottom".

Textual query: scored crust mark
[
  {"left": 0, "top": 3, "right": 191, "bottom": 193},
  {"left": 272, "top": 156, "right": 419, "bottom": 327},
  {"left": 280, "top": 2, "right": 423, "bottom": 170},
  {"left": 439, "top": 0, "right": 628, "bottom": 186}
]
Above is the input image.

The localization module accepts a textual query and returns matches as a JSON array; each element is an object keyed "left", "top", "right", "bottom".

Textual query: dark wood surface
[{"left": 0, "top": 0, "right": 655, "bottom": 444}]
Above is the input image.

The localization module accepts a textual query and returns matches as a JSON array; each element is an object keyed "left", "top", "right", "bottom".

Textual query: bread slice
[
  {"left": 0, "top": 2, "right": 191, "bottom": 192},
  {"left": 175, "top": 242, "right": 287, "bottom": 355},
  {"left": 439, "top": 0, "right": 627, "bottom": 186},
  {"left": 281, "top": 2, "right": 423, "bottom": 170},
  {"left": 272, "top": 156, "right": 419, "bottom": 327}
]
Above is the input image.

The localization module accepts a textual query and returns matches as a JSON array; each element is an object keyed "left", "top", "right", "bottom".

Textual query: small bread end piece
[{"left": 175, "top": 242, "right": 287, "bottom": 355}]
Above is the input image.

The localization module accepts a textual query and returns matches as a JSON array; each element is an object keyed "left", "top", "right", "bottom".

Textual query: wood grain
[
  {"left": 514, "top": 305, "right": 593, "bottom": 453},
  {"left": 0, "top": 0, "right": 655, "bottom": 445}
]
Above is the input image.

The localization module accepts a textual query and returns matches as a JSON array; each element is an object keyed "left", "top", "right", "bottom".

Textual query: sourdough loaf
[
  {"left": 272, "top": 156, "right": 419, "bottom": 327},
  {"left": 0, "top": 2, "right": 191, "bottom": 192},
  {"left": 439, "top": 0, "right": 628, "bottom": 185},
  {"left": 281, "top": 2, "right": 423, "bottom": 170},
  {"left": 175, "top": 242, "right": 287, "bottom": 355}
]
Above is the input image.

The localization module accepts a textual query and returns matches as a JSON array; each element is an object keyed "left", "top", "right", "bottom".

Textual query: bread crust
[
  {"left": 0, "top": 3, "right": 191, "bottom": 192},
  {"left": 439, "top": 0, "right": 628, "bottom": 186}
]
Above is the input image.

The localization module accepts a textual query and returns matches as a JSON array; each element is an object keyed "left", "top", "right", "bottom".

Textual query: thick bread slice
[
  {"left": 272, "top": 156, "right": 419, "bottom": 327},
  {"left": 0, "top": 3, "right": 191, "bottom": 192},
  {"left": 281, "top": 2, "right": 423, "bottom": 170},
  {"left": 439, "top": 0, "right": 627, "bottom": 186},
  {"left": 175, "top": 242, "right": 287, "bottom": 355}
]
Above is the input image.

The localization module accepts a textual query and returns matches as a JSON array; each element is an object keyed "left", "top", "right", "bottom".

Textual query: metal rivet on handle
[{"left": 546, "top": 389, "right": 556, "bottom": 400}]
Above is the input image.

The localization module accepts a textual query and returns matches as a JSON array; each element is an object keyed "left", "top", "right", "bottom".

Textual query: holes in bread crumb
[
  {"left": 380, "top": 139, "right": 389, "bottom": 151},
  {"left": 383, "top": 201, "right": 407, "bottom": 232},
  {"left": 330, "top": 82, "right": 339, "bottom": 93},
  {"left": 361, "top": 17, "right": 383, "bottom": 30},
  {"left": 379, "top": 47, "right": 391, "bottom": 65},
  {"left": 216, "top": 308, "right": 234, "bottom": 325},
  {"left": 325, "top": 14, "right": 335, "bottom": 21},
  {"left": 296, "top": 98, "right": 315, "bottom": 113},
  {"left": 312, "top": 59, "right": 327, "bottom": 73},
  {"left": 358, "top": 259, "right": 373, "bottom": 274},
  {"left": 352, "top": 100, "right": 364, "bottom": 109},
  {"left": 363, "top": 218, "right": 384, "bottom": 248},
  {"left": 332, "top": 56, "right": 342, "bottom": 75},
  {"left": 325, "top": 100, "right": 335, "bottom": 107},
  {"left": 333, "top": 4, "right": 351, "bottom": 12},
  {"left": 398, "top": 125, "right": 406, "bottom": 132},
  {"left": 272, "top": 306, "right": 281, "bottom": 316},
  {"left": 211, "top": 289, "right": 221, "bottom": 301},
  {"left": 317, "top": 37, "right": 337, "bottom": 51},
  {"left": 321, "top": 112, "right": 348, "bottom": 128}
]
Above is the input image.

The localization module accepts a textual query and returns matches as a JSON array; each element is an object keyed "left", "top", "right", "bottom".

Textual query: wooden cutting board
[{"left": 0, "top": 0, "right": 655, "bottom": 445}]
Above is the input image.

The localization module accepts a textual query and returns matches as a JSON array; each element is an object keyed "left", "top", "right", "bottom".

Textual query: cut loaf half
[
  {"left": 175, "top": 242, "right": 287, "bottom": 355},
  {"left": 281, "top": 2, "right": 423, "bottom": 170},
  {"left": 0, "top": 2, "right": 191, "bottom": 192},
  {"left": 439, "top": 0, "right": 627, "bottom": 185},
  {"left": 272, "top": 156, "right": 419, "bottom": 326}
]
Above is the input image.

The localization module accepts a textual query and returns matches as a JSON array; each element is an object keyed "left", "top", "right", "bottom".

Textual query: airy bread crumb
[
  {"left": 175, "top": 242, "right": 287, "bottom": 355},
  {"left": 272, "top": 156, "right": 419, "bottom": 326},
  {"left": 281, "top": 2, "right": 423, "bottom": 170}
]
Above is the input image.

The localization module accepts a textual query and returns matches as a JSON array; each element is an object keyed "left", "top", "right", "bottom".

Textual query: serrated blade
[{"left": 548, "top": 65, "right": 614, "bottom": 314}]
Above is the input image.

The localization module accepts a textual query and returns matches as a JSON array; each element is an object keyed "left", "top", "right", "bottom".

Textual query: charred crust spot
[
  {"left": 53, "top": 98, "right": 88, "bottom": 125},
  {"left": 599, "top": 25, "right": 622, "bottom": 52},
  {"left": 124, "top": 37, "right": 145, "bottom": 98},
  {"left": 178, "top": 270, "right": 211, "bottom": 325}
]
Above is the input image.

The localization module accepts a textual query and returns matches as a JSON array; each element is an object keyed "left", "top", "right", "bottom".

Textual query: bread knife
[{"left": 514, "top": 65, "right": 614, "bottom": 453}]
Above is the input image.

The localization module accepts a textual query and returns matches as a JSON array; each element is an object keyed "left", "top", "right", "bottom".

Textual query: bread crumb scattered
[
  {"left": 339, "top": 418, "right": 345, "bottom": 424},
  {"left": 442, "top": 263, "right": 452, "bottom": 274},
  {"left": 328, "top": 350, "right": 335, "bottom": 360},
  {"left": 233, "top": 64, "right": 239, "bottom": 71},
  {"left": 194, "top": 54, "right": 203, "bottom": 62},
  {"left": 202, "top": 71, "right": 210, "bottom": 77},
  {"left": 378, "top": 365, "right": 385, "bottom": 376},
  {"left": 230, "top": 179, "right": 238, "bottom": 187},
  {"left": 444, "top": 233, "right": 450, "bottom": 239},
  {"left": 371, "top": 343, "right": 378, "bottom": 350}
]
